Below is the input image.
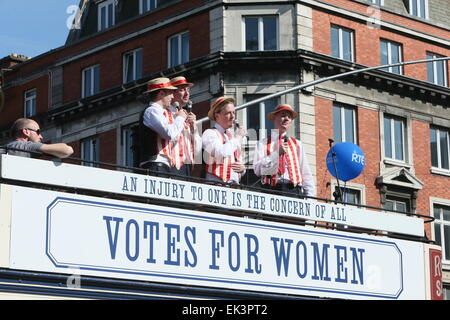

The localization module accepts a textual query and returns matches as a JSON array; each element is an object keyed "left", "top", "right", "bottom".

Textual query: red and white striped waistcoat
[
  {"left": 205, "top": 129, "right": 239, "bottom": 182},
  {"left": 156, "top": 110, "right": 187, "bottom": 169},
  {"left": 260, "top": 136, "right": 303, "bottom": 187}
]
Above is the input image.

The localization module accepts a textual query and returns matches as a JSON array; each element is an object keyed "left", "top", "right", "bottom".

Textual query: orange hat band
[
  {"left": 171, "top": 79, "right": 189, "bottom": 86},
  {"left": 147, "top": 82, "right": 174, "bottom": 91}
]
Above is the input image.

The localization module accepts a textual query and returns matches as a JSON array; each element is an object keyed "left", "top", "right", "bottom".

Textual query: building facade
[{"left": 0, "top": 0, "right": 449, "bottom": 298}]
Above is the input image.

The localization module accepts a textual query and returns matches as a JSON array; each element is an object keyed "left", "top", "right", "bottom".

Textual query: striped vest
[
  {"left": 205, "top": 129, "right": 239, "bottom": 182},
  {"left": 260, "top": 136, "right": 303, "bottom": 187}
]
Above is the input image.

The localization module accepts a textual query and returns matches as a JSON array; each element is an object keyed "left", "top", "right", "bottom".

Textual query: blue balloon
[{"left": 326, "top": 142, "right": 365, "bottom": 182}]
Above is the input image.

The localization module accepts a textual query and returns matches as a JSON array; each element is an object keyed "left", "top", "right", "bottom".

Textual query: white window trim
[
  {"left": 167, "top": 31, "right": 189, "bottom": 68},
  {"left": 241, "top": 16, "right": 279, "bottom": 51},
  {"left": 24, "top": 88, "right": 36, "bottom": 118},
  {"left": 381, "top": 40, "right": 403, "bottom": 74},
  {"left": 81, "top": 138, "right": 99, "bottom": 167},
  {"left": 121, "top": 124, "right": 138, "bottom": 167},
  {"left": 123, "top": 48, "right": 142, "bottom": 83},
  {"left": 430, "top": 197, "right": 450, "bottom": 267},
  {"left": 82, "top": 65, "right": 100, "bottom": 98},
  {"left": 367, "top": 0, "right": 383, "bottom": 6},
  {"left": 98, "top": 0, "right": 115, "bottom": 31},
  {"left": 139, "top": 0, "right": 158, "bottom": 14},
  {"left": 431, "top": 126, "right": 450, "bottom": 171},
  {"left": 427, "top": 52, "right": 448, "bottom": 87},
  {"left": 334, "top": 104, "right": 357, "bottom": 143},
  {"left": 331, "top": 25, "right": 355, "bottom": 62},
  {"left": 382, "top": 115, "right": 406, "bottom": 162},
  {"left": 408, "top": 0, "right": 429, "bottom": 19},
  {"left": 329, "top": 180, "right": 366, "bottom": 205}
]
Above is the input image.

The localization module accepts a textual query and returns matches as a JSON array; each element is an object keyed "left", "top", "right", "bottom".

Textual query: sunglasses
[{"left": 26, "top": 128, "right": 41, "bottom": 135}]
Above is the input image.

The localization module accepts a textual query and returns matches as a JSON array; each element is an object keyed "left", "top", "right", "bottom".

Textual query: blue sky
[{"left": 0, "top": 0, "right": 80, "bottom": 58}]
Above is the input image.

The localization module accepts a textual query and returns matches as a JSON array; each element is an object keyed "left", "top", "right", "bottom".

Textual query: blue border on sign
[{"left": 45, "top": 196, "right": 404, "bottom": 299}]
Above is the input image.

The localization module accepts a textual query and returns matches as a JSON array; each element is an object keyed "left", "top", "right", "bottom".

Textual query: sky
[{"left": 0, "top": 0, "right": 80, "bottom": 58}]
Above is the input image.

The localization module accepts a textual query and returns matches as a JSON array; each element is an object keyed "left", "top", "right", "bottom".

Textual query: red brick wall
[
  {"left": 62, "top": 11, "right": 210, "bottom": 104},
  {"left": 313, "top": 7, "right": 450, "bottom": 83},
  {"left": 1, "top": 75, "right": 49, "bottom": 127}
]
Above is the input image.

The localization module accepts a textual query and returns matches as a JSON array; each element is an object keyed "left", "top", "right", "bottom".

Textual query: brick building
[{"left": 0, "top": 0, "right": 449, "bottom": 297}]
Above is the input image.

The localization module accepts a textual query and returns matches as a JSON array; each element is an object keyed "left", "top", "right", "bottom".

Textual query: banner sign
[
  {"left": 5, "top": 185, "right": 427, "bottom": 299},
  {"left": 0, "top": 155, "right": 423, "bottom": 237}
]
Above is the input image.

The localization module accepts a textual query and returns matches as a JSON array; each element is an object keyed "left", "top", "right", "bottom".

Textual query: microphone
[
  {"left": 234, "top": 120, "right": 240, "bottom": 128},
  {"left": 173, "top": 101, "right": 180, "bottom": 110},
  {"left": 185, "top": 100, "right": 193, "bottom": 113}
]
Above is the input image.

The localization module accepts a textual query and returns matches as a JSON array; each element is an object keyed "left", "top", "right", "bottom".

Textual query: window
[
  {"left": 367, "top": 0, "right": 382, "bottom": 5},
  {"left": 244, "top": 16, "right": 278, "bottom": 51},
  {"left": 81, "top": 138, "right": 99, "bottom": 167},
  {"left": 331, "top": 25, "right": 355, "bottom": 62},
  {"left": 140, "top": 0, "right": 158, "bottom": 13},
  {"left": 333, "top": 104, "right": 356, "bottom": 143},
  {"left": 98, "top": 0, "right": 115, "bottom": 31},
  {"left": 24, "top": 89, "right": 36, "bottom": 118},
  {"left": 380, "top": 39, "right": 403, "bottom": 74},
  {"left": 384, "top": 115, "right": 406, "bottom": 161},
  {"left": 243, "top": 96, "right": 278, "bottom": 141},
  {"left": 384, "top": 197, "right": 409, "bottom": 213},
  {"left": 82, "top": 65, "right": 100, "bottom": 98},
  {"left": 427, "top": 52, "right": 448, "bottom": 87},
  {"left": 122, "top": 124, "right": 139, "bottom": 168},
  {"left": 433, "top": 204, "right": 450, "bottom": 264},
  {"left": 168, "top": 32, "right": 189, "bottom": 68},
  {"left": 407, "top": 0, "right": 428, "bottom": 19},
  {"left": 123, "top": 49, "right": 143, "bottom": 83},
  {"left": 430, "top": 126, "right": 450, "bottom": 170}
]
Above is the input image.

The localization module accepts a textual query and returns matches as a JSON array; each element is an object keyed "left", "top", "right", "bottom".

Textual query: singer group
[
  {"left": 3, "top": 75, "right": 316, "bottom": 198},
  {"left": 138, "top": 76, "right": 316, "bottom": 197}
]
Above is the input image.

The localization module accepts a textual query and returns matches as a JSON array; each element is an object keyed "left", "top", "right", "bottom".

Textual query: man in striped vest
[
  {"left": 253, "top": 104, "right": 316, "bottom": 197},
  {"left": 202, "top": 97, "right": 247, "bottom": 184},
  {"left": 169, "top": 76, "right": 201, "bottom": 176},
  {"left": 139, "top": 77, "right": 192, "bottom": 177}
]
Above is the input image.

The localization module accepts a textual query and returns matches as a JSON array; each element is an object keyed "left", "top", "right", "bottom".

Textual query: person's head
[
  {"left": 144, "top": 77, "right": 177, "bottom": 107},
  {"left": 268, "top": 104, "right": 298, "bottom": 134},
  {"left": 208, "top": 97, "right": 236, "bottom": 130},
  {"left": 10, "top": 118, "right": 43, "bottom": 142},
  {"left": 170, "top": 76, "right": 193, "bottom": 107}
]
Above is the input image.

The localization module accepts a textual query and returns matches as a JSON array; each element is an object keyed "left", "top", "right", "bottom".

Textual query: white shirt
[
  {"left": 142, "top": 102, "right": 187, "bottom": 166},
  {"left": 253, "top": 135, "right": 316, "bottom": 197},
  {"left": 202, "top": 123, "right": 245, "bottom": 184}
]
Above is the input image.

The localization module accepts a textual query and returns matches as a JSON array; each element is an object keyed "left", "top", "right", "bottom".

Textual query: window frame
[
  {"left": 333, "top": 103, "right": 357, "bottom": 144},
  {"left": 82, "top": 65, "right": 100, "bottom": 98},
  {"left": 431, "top": 200, "right": 450, "bottom": 265},
  {"left": 383, "top": 114, "right": 407, "bottom": 162},
  {"left": 168, "top": 31, "right": 190, "bottom": 68},
  {"left": 330, "top": 24, "right": 355, "bottom": 62},
  {"left": 427, "top": 52, "right": 448, "bottom": 87},
  {"left": 24, "top": 88, "right": 37, "bottom": 118},
  {"left": 81, "top": 137, "right": 100, "bottom": 167},
  {"left": 242, "top": 15, "right": 279, "bottom": 51},
  {"left": 380, "top": 39, "right": 403, "bottom": 74},
  {"left": 121, "top": 123, "right": 139, "bottom": 168},
  {"left": 408, "top": 0, "right": 428, "bottom": 19},
  {"left": 139, "top": 0, "right": 158, "bottom": 14},
  {"left": 123, "top": 48, "right": 143, "bottom": 84},
  {"left": 367, "top": 0, "right": 383, "bottom": 5},
  {"left": 98, "top": 0, "right": 115, "bottom": 31},
  {"left": 243, "top": 95, "right": 279, "bottom": 142},
  {"left": 430, "top": 126, "right": 450, "bottom": 171}
]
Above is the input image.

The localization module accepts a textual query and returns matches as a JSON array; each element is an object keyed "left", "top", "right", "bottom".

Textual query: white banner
[
  {"left": 0, "top": 155, "right": 424, "bottom": 236},
  {"left": 5, "top": 185, "right": 426, "bottom": 299}
]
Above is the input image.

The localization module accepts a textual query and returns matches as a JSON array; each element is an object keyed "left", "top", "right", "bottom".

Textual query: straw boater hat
[
  {"left": 170, "top": 76, "right": 194, "bottom": 88},
  {"left": 144, "top": 77, "right": 177, "bottom": 94},
  {"left": 207, "top": 96, "right": 236, "bottom": 121},
  {"left": 268, "top": 104, "right": 299, "bottom": 121}
]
